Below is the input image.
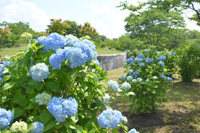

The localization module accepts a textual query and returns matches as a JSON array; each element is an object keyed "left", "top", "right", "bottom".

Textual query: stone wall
[{"left": 97, "top": 53, "right": 126, "bottom": 71}]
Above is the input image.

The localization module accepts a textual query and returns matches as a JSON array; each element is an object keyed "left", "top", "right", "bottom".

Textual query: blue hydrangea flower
[
  {"left": 126, "top": 57, "right": 134, "bottom": 64},
  {"left": 75, "top": 42, "right": 94, "bottom": 61},
  {"left": 128, "top": 128, "right": 139, "bottom": 133},
  {"left": 139, "top": 62, "right": 145, "bottom": 67},
  {"left": 158, "top": 61, "right": 164, "bottom": 67},
  {"left": 127, "top": 69, "right": 133, "bottom": 74},
  {"left": 48, "top": 97, "right": 78, "bottom": 123},
  {"left": 38, "top": 33, "right": 66, "bottom": 51},
  {"left": 167, "top": 77, "right": 172, "bottom": 81},
  {"left": 62, "top": 97, "right": 78, "bottom": 116},
  {"left": 127, "top": 76, "right": 133, "bottom": 82},
  {"left": 145, "top": 79, "right": 150, "bottom": 82},
  {"left": 97, "top": 109, "right": 123, "bottom": 129},
  {"left": 133, "top": 71, "right": 140, "bottom": 78},
  {"left": 30, "top": 63, "right": 50, "bottom": 82},
  {"left": 0, "top": 108, "right": 14, "bottom": 130},
  {"left": 3, "top": 61, "right": 12, "bottom": 67},
  {"left": 137, "top": 78, "right": 142, "bottom": 83},
  {"left": 171, "top": 52, "right": 176, "bottom": 55},
  {"left": 64, "top": 47, "right": 88, "bottom": 69},
  {"left": 135, "top": 58, "right": 143, "bottom": 63},
  {"left": 120, "top": 75, "right": 126, "bottom": 81},
  {"left": 49, "top": 54, "right": 63, "bottom": 70},
  {"left": 121, "top": 82, "right": 131, "bottom": 90},
  {"left": 157, "top": 55, "right": 166, "bottom": 61},
  {"left": 30, "top": 121, "right": 44, "bottom": 133},
  {"left": 48, "top": 97, "right": 66, "bottom": 123},
  {"left": 103, "top": 94, "right": 110, "bottom": 105},
  {"left": 35, "top": 92, "right": 52, "bottom": 105},
  {"left": 81, "top": 39, "right": 96, "bottom": 51},
  {"left": 107, "top": 80, "right": 119, "bottom": 92},
  {"left": 138, "top": 53, "right": 143, "bottom": 58},
  {"left": 145, "top": 57, "right": 154, "bottom": 63},
  {"left": 160, "top": 74, "right": 165, "bottom": 79}
]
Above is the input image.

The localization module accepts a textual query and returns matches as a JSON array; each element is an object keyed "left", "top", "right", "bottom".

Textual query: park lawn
[
  {"left": 107, "top": 68, "right": 200, "bottom": 133},
  {"left": 0, "top": 44, "right": 27, "bottom": 57}
]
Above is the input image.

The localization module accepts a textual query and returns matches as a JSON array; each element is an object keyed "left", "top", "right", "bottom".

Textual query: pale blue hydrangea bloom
[
  {"left": 64, "top": 47, "right": 88, "bottom": 69},
  {"left": 127, "top": 69, "right": 133, "bottom": 74},
  {"left": 30, "top": 63, "right": 50, "bottom": 82},
  {"left": 121, "top": 82, "right": 131, "bottom": 90},
  {"left": 145, "top": 79, "right": 150, "bottom": 82},
  {"left": 48, "top": 97, "right": 78, "bottom": 123},
  {"left": 158, "top": 61, "right": 164, "bottom": 67},
  {"left": 107, "top": 80, "right": 119, "bottom": 92},
  {"left": 139, "top": 62, "right": 145, "bottom": 67},
  {"left": 167, "top": 77, "right": 172, "bottom": 81},
  {"left": 65, "top": 34, "right": 81, "bottom": 47},
  {"left": 128, "top": 128, "right": 139, "bottom": 133},
  {"left": 103, "top": 94, "right": 110, "bottom": 105},
  {"left": 137, "top": 78, "right": 142, "bottom": 83},
  {"left": 49, "top": 53, "right": 63, "bottom": 69},
  {"left": 120, "top": 75, "right": 126, "bottom": 81},
  {"left": 157, "top": 55, "right": 166, "bottom": 61},
  {"left": 127, "top": 76, "right": 133, "bottom": 82},
  {"left": 62, "top": 97, "right": 78, "bottom": 116},
  {"left": 38, "top": 33, "right": 66, "bottom": 51},
  {"left": 145, "top": 57, "right": 154, "bottom": 63},
  {"left": 35, "top": 92, "right": 52, "bottom": 105},
  {"left": 160, "top": 74, "right": 165, "bottom": 79},
  {"left": 97, "top": 109, "right": 123, "bottom": 129},
  {"left": 30, "top": 121, "right": 44, "bottom": 133},
  {"left": 0, "top": 64, "right": 4, "bottom": 74},
  {"left": 132, "top": 79, "right": 137, "bottom": 83},
  {"left": 135, "top": 58, "right": 143, "bottom": 63},
  {"left": 81, "top": 39, "right": 96, "bottom": 51},
  {"left": 75, "top": 42, "right": 94, "bottom": 61},
  {"left": 138, "top": 53, "right": 143, "bottom": 58},
  {"left": 0, "top": 108, "right": 14, "bottom": 130}
]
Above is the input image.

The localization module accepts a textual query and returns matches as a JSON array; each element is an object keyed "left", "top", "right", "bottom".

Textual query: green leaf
[
  {"left": 26, "top": 86, "right": 35, "bottom": 94},
  {"left": 36, "top": 82, "right": 44, "bottom": 91},
  {"left": 28, "top": 79, "right": 38, "bottom": 85},
  {"left": 71, "top": 112, "right": 78, "bottom": 123},
  {"left": 88, "top": 129, "right": 96, "bottom": 133},
  {"left": 46, "top": 80, "right": 60, "bottom": 92},
  {"left": 39, "top": 110, "right": 51, "bottom": 124},
  {"left": 76, "top": 125, "right": 83, "bottom": 133},
  {"left": 43, "top": 120, "right": 57, "bottom": 132},
  {"left": 1, "top": 82, "right": 16, "bottom": 92},
  {"left": 13, "top": 92, "right": 28, "bottom": 107},
  {"left": 12, "top": 108, "right": 24, "bottom": 118}
]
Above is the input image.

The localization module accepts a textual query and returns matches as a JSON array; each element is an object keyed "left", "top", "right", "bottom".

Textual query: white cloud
[
  {"left": 90, "top": 4, "right": 130, "bottom": 39},
  {"left": 1, "top": 0, "right": 50, "bottom": 32}
]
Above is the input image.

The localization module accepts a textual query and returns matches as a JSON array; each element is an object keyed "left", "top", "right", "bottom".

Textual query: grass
[
  {"left": 0, "top": 44, "right": 27, "bottom": 57},
  {"left": 0, "top": 45, "right": 123, "bottom": 58},
  {"left": 107, "top": 68, "right": 200, "bottom": 133},
  {"left": 96, "top": 48, "right": 124, "bottom": 55}
]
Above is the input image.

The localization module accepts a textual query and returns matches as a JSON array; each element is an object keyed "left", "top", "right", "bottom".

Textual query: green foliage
[
  {"left": 124, "top": 7, "right": 185, "bottom": 49},
  {"left": 119, "top": 46, "right": 171, "bottom": 114},
  {"left": 80, "top": 22, "right": 98, "bottom": 37},
  {"left": 47, "top": 19, "right": 70, "bottom": 35},
  {"left": 176, "top": 45, "right": 200, "bottom": 82},
  {"left": 64, "top": 20, "right": 82, "bottom": 38}
]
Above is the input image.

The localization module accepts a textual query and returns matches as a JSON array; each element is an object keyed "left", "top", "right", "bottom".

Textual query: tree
[
  {"left": 80, "top": 22, "right": 98, "bottom": 37},
  {"left": 64, "top": 20, "right": 82, "bottom": 38},
  {"left": 0, "top": 27, "right": 12, "bottom": 48},
  {"left": 124, "top": 7, "right": 185, "bottom": 49},
  {"left": 47, "top": 19, "right": 69, "bottom": 35}
]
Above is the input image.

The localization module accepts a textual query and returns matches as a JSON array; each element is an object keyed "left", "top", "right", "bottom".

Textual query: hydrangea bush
[
  {"left": 0, "top": 33, "right": 137, "bottom": 132},
  {"left": 116, "top": 46, "right": 172, "bottom": 114}
]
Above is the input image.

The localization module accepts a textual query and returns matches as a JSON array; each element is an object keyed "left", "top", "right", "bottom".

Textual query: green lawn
[{"left": 107, "top": 68, "right": 200, "bottom": 133}]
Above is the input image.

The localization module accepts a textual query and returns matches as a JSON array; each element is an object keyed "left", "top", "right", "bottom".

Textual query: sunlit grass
[{"left": 0, "top": 44, "right": 27, "bottom": 57}]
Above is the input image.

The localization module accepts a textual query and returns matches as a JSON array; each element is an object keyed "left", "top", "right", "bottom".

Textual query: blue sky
[{"left": 0, "top": 0, "right": 200, "bottom": 39}]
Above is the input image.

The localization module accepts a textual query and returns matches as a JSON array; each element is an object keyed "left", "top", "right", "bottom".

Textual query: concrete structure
[{"left": 97, "top": 53, "right": 126, "bottom": 71}]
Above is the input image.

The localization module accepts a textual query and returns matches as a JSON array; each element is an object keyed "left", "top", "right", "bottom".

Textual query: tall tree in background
[
  {"left": 124, "top": 7, "right": 185, "bottom": 49},
  {"left": 0, "top": 27, "right": 12, "bottom": 48},
  {"left": 64, "top": 20, "right": 82, "bottom": 38},
  {"left": 47, "top": 19, "right": 69, "bottom": 35},
  {"left": 80, "top": 22, "right": 98, "bottom": 37}
]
